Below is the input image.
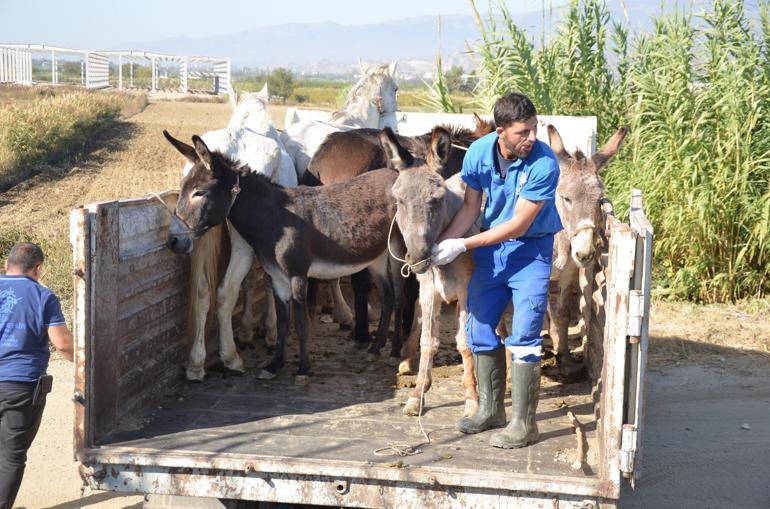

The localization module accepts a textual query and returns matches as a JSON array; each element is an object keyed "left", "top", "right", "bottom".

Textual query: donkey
[
  {"left": 304, "top": 116, "right": 495, "bottom": 351},
  {"left": 386, "top": 148, "right": 481, "bottom": 417},
  {"left": 167, "top": 87, "right": 300, "bottom": 381},
  {"left": 308, "top": 114, "right": 495, "bottom": 183},
  {"left": 281, "top": 60, "right": 399, "bottom": 181},
  {"left": 546, "top": 124, "right": 628, "bottom": 378},
  {"left": 165, "top": 129, "right": 451, "bottom": 379}
]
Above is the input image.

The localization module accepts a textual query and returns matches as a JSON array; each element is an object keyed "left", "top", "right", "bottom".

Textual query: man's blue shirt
[
  {"left": 0, "top": 275, "right": 65, "bottom": 382},
  {"left": 461, "top": 131, "right": 563, "bottom": 237}
]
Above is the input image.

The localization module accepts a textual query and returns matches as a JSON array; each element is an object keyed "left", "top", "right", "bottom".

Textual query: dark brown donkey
[
  {"left": 164, "top": 129, "right": 450, "bottom": 378},
  {"left": 305, "top": 115, "right": 494, "bottom": 353},
  {"left": 308, "top": 113, "right": 494, "bottom": 183}
]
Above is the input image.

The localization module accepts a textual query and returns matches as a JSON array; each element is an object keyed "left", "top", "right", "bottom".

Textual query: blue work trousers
[{"left": 465, "top": 235, "right": 553, "bottom": 361}]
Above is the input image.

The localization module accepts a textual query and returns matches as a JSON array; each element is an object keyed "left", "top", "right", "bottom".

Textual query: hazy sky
[{"left": 1, "top": 0, "right": 567, "bottom": 49}]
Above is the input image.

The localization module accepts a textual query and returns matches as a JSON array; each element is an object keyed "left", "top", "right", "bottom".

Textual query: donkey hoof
[
  {"left": 223, "top": 355, "right": 245, "bottom": 373},
  {"left": 397, "top": 359, "right": 414, "bottom": 376},
  {"left": 463, "top": 399, "right": 480, "bottom": 418},
  {"left": 185, "top": 367, "right": 206, "bottom": 382},
  {"left": 366, "top": 350, "right": 381, "bottom": 362},
  {"left": 403, "top": 397, "right": 422, "bottom": 416},
  {"left": 338, "top": 319, "right": 353, "bottom": 331},
  {"left": 256, "top": 369, "right": 277, "bottom": 380},
  {"left": 385, "top": 356, "right": 401, "bottom": 368}
]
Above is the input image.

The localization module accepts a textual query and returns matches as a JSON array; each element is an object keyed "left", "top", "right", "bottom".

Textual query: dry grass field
[{"left": 1, "top": 98, "right": 768, "bottom": 508}]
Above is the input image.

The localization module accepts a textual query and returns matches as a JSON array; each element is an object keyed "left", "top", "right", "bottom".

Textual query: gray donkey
[
  {"left": 387, "top": 124, "right": 628, "bottom": 418},
  {"left": 547, "top": 124, "right": 627, "bottom": 378}
]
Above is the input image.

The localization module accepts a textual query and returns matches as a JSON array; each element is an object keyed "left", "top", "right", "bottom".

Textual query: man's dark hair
[
  {"left": 493, "top": 92, "right": 537, "bottom": 128},
  {"left": 7, "top": 242, "right": 44, "bottom": 272}
]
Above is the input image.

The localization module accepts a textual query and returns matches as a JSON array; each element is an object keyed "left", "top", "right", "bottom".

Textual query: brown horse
[{"left": 164, "top": 128, "right": 451, "bottom": 379}]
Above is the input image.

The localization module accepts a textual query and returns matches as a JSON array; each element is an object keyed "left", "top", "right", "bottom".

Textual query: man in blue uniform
[
  {"left": 431, "top": 93, "right": 562, "bottom": 448},
  {"left": 0, "top": 243, "right": 73, "bottom": 508}
]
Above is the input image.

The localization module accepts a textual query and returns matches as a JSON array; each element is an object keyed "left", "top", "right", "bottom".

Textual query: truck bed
[{"left": 100, "top": 310, "right": 598, "bottom": 479}]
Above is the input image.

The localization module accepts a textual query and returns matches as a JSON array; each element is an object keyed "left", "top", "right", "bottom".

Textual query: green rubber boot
[
  {"left": 456, "top": 348, "right": 507, "bottom": 434},
  {"left": 490, "top": 360, "right": 541, "bottom": 448}
]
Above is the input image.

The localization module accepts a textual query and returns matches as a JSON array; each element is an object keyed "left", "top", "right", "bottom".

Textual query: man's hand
[{"left": 431, "top": 238, "right": 467, "bottom": 266}]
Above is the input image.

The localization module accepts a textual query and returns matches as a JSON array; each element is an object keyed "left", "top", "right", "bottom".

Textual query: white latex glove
[{"left": 431, "top": 238, "right": 467, "bottom": 266}]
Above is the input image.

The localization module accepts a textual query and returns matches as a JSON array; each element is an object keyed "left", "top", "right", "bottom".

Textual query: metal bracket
[
  {"left": 627, "top": 290, "right": 644, "bottom": 339},
  {"left": 619, "top": 424, "right": 637, "bottom": 479}
]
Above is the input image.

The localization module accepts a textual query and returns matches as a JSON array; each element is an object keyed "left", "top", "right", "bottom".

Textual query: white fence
[
  {"left": 0, "top": 46, "right": 33, "bottom": 84},
  {"left": 0, "top": 44, "right": 230, "bottom": 95}
]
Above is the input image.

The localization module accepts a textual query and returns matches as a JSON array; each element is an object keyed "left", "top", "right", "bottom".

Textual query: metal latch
[
  {"left": 619, "top": 424, "right": 637, "bottom": 478},
  {"left": 627, "top": 290, "right": 644, "bottom": 340}
]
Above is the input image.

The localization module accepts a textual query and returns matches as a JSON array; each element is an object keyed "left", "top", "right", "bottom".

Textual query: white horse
[
  {"left": 281, "top": 60, "right": 399, "bottom": 181},
  {"left": 168, "top": 84, "right": 298, "bottom": 381}
]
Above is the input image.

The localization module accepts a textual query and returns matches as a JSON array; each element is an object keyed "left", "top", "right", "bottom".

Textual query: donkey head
[
  {"left": 548, "top": 124, "right": 628, "bottom": 266},
  {"left": 385, "top": 126, "right": 452, "bottom": 274},
  {"left": 163, "top": 130, "right": 241, "bottom": 255}
]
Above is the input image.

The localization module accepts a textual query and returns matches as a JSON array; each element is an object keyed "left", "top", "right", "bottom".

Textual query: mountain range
[{"left": 114, "top": 1, "right": 757, "bottom": 76}]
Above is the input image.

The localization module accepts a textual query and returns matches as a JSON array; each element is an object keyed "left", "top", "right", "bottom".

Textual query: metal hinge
[
  {"left": 619, "top": 424, "right": 637, "bottom": 478},
  {"left": 627, "top": 290, "right": 644, "bottom": 340}
]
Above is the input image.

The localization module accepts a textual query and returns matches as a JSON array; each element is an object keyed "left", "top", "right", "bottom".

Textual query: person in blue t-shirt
[
  {"left": 0, "top": 242, "right": 73, "bottom": 509},
  {"left": 431, "top": 93, "right": 562, "bottom": 449}
]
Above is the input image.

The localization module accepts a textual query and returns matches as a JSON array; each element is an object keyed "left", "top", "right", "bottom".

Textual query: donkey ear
[
  {"left": 358, "top": 58, "right": 367, "bottom": 75},
  {"left": 592, "top": 127, "right": 628, "bottom": 173},
  {"left": 429, "top": 126, "right": 452, "bottom": 171},
  {"left": 191, "top": 135, "right": 215, "bottom": 171},
  {"left": 379, "top": 127, "right": 413, "bottom": 171},
  {"left": 163, "top": 130, "right": 198, "bottom": 163},
  {"left": 388, "top": 60, "right": 398, "bottom": 76},
  {"left": 547, "top": 124, "right": 570, "bottom": 162}
]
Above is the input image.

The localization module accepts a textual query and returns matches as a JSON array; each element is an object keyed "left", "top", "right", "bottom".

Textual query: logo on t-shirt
[
  {"left": 516, "top": 172, "right": 528, "bottom": 195},
  {"left": 0, "top": 288, "right": 21, "bottom": 315}
]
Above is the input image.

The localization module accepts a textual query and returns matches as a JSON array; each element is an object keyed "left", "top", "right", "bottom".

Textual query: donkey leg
[
  {"left": 216, "top": 228, "right": 254, "bottom": 374},
  {"left": 329, "top": 278, "right": 354, "bottom": 329},
  {"left": 398, "top": 304, "right": 421, "bottom": 375},
  {"left": 351, "top": 270, "right": 372, "bottom": 347},
  {"left": 388, "top": 264, "right": 406, "bottom": 361},
  {"left": 261, "top": 277, "right": 278, "bottom": 348},
  {"left": 291, "top": 276, "right": 312, "bottom": 376},
  {"left": 456, "top": 301, "right": 479, "bottom": 418},
  {"left": 186, "top": 250, "right": 211, "bottom": 382},
  {"left": 258, "top": 294, "right": 290, "bottom": 379},
  {"left": 367, "top": 259, "right": 394, "bottom": 360},
  {"left": 404, "top": 285, "right": 441, "bottom": 416},
  {"left": 401, "top": 274, "right": 419, "bottom": 338},
  {"left": 235, "top": 264, "right": 260, "bottom": 349},
  {"left": 550, "top": 263, "right": 583, "bottom": 378}
]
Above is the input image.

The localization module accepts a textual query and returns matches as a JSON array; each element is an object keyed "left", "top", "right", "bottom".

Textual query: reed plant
[{"left": 440, "top": 0, "right": 769, "bottom": 301}]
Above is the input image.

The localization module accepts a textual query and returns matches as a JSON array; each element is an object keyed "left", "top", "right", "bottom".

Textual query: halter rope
[{"left": 387, "top": 212, "right": 432, "bottom": 278}]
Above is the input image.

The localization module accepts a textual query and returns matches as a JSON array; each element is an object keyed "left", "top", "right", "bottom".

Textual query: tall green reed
[{"left": 438, "top": 0, "right": 769, "bottom": 301}]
